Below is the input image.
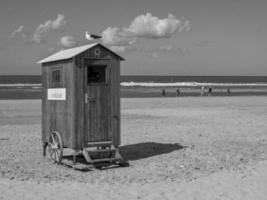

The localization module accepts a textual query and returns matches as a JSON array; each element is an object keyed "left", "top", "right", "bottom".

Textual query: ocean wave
[
  {"left": 120, "top": 81, "right": 267, "bottom": 87},
  {"left": 0, "top": 84, "right": 42, "bottom": 87},
  {"left": 0, "top": 82, "right": 267, "bottom": 88}
]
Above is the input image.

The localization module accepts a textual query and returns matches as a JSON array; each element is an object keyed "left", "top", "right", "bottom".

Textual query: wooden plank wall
[
  {"left": 42, "top": 65, "right": 48, "bottom": 144},
  {"left": 42, "top": 44, "right": 122, "bottom": 150},
  {"left": 42, "top": 59, "right": 76, "bottom": 148},
  {"left": 74, "top": 45, "right": 121, "bottom": 147},
  {"left": 84, "top": 59, "right": 111, "bottom": 143},
  {"left": 110, "top": 59, "right": 121, "bottom": 146},
  {"left": 73, "top": 58, "right": 85, "bottom": 149}
]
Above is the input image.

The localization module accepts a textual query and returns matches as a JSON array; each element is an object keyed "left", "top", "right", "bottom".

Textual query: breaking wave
[{"left": 120, "top": 82, "right": 267, "bottom": 87}]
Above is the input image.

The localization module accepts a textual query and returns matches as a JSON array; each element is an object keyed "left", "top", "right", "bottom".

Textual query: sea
[
  {"left": 121, "top": 76, "right": 267, "bottom": 84},
  {"left": 1, "top": 75, "right": 267, "bottom": 84},
  {"left": 0, "top": 75, "right": 267, "bottom": 99}
]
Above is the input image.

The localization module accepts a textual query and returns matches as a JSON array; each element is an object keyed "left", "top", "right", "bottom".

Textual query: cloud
[
  {"left": 32, "top": 14, "right": 67, "bottom": 43},
  {"left": 110, "top": 45, "right": 136, "bottom": 53},
  {"left": 110, "top": 46, "right": 127, "bottom": 53},
  {"left": 101, "top": 13, "right": 190, "bottom": 48},
  {"left": 10, "top": 25, "right": 26, "bottom": 38},
  {"left": 179, "top": 20, "right": 191, "bottom": 32},
  {"left": 128, "top": 13, "right": 188, "bottom": 38},
  {"left": 33, "top": 22, "right": 51, "bottom": 43},
  {"left": 51, "top": 14, "right": 67, "bottom": 29},
  {"left": 101, "top": 27, "right": 136, "bottom": 46},
  {"left": 60, "top": 36, "right": 76, "bottom": 48}
]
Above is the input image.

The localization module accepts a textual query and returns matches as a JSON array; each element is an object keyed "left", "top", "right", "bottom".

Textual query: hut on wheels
[{"left": 38, "top": 43, "right": 128, "bottom": 168}]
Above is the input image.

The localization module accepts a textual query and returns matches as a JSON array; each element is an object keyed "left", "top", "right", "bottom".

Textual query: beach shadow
[
  {"left": 119, "top": 142, "right": 185, "bottom": 161},
  {"left": 60, "top": 142, "right": 185, "bottom": 171}
]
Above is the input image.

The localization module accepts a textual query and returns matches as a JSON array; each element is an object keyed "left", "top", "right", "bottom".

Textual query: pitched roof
[{"left": 37, "top": 43, "right": 124, "bottom": 64}]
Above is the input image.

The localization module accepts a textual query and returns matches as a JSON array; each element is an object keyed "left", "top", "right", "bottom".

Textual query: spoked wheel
[{"left": 48, "top": 131, "right": 63, "bottom": 164}]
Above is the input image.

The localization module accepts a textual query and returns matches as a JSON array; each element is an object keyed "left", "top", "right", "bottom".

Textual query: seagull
[{"left": 85, "top": 31, "right": 102, "bottom": 41}]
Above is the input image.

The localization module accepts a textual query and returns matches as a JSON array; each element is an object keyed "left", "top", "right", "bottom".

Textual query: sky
[{"left": 0, "top": 0, "right": 267, "bottom": 75}]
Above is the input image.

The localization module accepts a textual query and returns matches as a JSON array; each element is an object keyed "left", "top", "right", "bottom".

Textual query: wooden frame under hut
[{"left": 38, "top": 43, "right": 128, "bottom": 169}]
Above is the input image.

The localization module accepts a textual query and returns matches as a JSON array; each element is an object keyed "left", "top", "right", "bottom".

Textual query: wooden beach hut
[{"left": 38, "top": 43, "right": 128, "bottom": 167}]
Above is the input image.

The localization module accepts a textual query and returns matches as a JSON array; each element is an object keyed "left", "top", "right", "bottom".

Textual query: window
[
  {"left": 87, "top": 65, "right": 107, "bottom": 84},
  {"left": 52, "top": 69, "right": 61, "bottom": 87}
]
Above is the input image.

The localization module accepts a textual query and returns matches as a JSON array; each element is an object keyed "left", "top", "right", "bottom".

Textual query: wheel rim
[{"left": 48, "top": 131, "right": 63, "bottom": 164}]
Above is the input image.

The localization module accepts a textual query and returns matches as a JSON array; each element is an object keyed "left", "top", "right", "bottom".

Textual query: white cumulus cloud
[
  {"left": 60, "top": 36, "right": 76, "bottom": 48},
  {"left": 51, "top": 14, "right": 67, "bottom": 29},
  {"left": 32, "top": 14, "right": 67, "bottom": 43},
  {"left": 101, "top": 27, "right": 136, "bottom": 46},
  {"left": 128, "top": 13, "right": 187, "bottom": 38},
  {"left": 10, "top": 25, "right": 26, "bottom": 38},
  {"left": 101, "top": 13, "right": 190, "bottom": 48}
]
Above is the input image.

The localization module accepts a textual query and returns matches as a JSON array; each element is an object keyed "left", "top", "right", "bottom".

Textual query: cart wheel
[{"left": 48, "top": 131, "right": 63, "bottom": 164}]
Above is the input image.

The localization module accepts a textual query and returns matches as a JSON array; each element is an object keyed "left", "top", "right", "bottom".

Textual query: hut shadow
[
  {"left": 119, "top": 142, "right": 185, "bottom": 161},
  {"left": 61, "top": 142, "right": 185, "bottom": 171}
]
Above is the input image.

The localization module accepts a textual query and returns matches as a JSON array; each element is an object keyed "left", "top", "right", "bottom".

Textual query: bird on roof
[{"left": 85, "top": 31, "right": 102, "bottom": 41}]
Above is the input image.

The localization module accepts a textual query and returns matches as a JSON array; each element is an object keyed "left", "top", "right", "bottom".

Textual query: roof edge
[
  {"left": 97, "top": 43, "right": 125, "bottom": 61},
  {"left": 37, "top": 43, "right": 125, "bottom": 64}
]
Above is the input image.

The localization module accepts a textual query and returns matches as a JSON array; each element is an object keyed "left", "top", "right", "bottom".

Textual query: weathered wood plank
[
  {"left": 84, "top": 59, "right": 111, "bottom": 143},
  {"left": 73, "top": 57, "right": 85, "bottom": 149}
]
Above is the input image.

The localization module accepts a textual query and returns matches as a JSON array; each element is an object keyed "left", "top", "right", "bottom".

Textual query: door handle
[
  {"left": 114, "top": 115, "right": 120, "bottom": 120},
  {"left": 88, "top": 97, "right": 96, "bottom": 101}
]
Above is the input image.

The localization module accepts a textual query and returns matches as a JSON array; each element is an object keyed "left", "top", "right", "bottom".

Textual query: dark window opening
[
  {"left": 87, "top": 65, "right": 107, "bottom": 84},
  {"left": 52, "top": 69, "right": 61, "bottom": 87}
]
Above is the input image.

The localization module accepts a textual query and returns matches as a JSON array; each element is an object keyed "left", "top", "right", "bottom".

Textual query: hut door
[{"left": 84, "top": 60, "right": 111, "bottom": 143}]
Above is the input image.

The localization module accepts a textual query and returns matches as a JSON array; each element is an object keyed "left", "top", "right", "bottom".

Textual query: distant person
[
  {"left": 201, "top": 86, "right": 205, "bottom": 96},
  {"left": 208, "top": 87, "right": 212, "bottom": 95},
  {"left": 162, "top": 89, "right": 166, "bottom": 97},
  {"left": 176, "top": 88, "right": 181, "bottom": 97},
  {"left": 227, "top": 88, "right": 231, "bottom": 94}
]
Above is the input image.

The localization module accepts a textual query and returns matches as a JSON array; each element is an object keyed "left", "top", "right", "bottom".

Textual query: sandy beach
[
  {"left": 1, "top": 85, "right": 267, "bottom": 99},
  {"left": 0, "top": 96, "right": 267, "bottom": 199}
]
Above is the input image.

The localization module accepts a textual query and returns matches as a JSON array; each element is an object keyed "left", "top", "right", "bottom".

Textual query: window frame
[
  {"left": 87, "top": 65, "right": 108, "bottom": 85},
  {"left": 51, "top": 68, "right": 62, "bottom": 88}
]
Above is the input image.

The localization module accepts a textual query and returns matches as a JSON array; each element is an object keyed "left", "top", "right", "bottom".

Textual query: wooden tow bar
[{"left": 38, "top": 43, "right": 129, "bottom": 170}]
